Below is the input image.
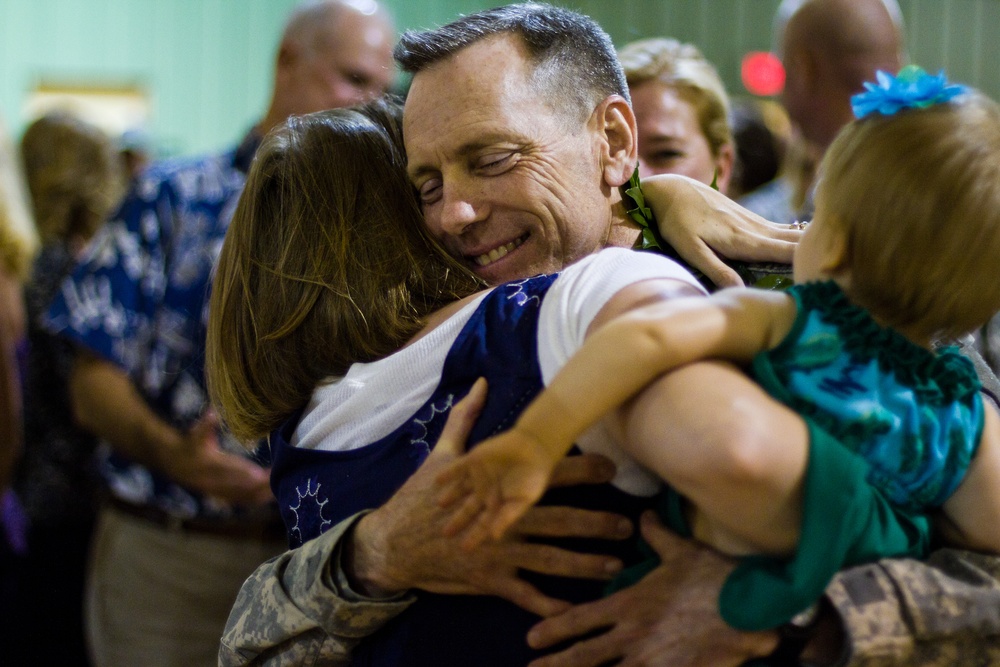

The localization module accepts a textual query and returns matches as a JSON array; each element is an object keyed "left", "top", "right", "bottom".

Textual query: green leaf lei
[
  {"left": 620, "top": 168, "right": 794, "bottom": 291},
  {"left": 622, "top": 168, "right": 669, "bottom": 253}
]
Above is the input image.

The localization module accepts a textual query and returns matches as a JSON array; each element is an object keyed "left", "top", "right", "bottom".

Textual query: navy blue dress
[{"left": 271, "top": 275, "right": 653, "bottom": 666}]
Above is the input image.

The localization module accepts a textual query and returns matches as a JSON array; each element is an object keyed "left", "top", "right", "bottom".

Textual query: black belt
[{"left": 107, "top": 496, "right": 286, "bottom": 543}]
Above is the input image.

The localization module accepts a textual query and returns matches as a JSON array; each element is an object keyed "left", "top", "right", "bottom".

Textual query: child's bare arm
[
  {"left": 437, "top": 286, "right": 796, "bottom": 547},
  {"left": 937, "top": 404, "right": 1000, "bottom": 554},
  {"left": 512, "top": 287, "right": 796, "bottom": 456}
]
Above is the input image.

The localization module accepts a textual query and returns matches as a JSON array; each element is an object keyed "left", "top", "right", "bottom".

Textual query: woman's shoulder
[{"left": 556, "top": 247, "right": 705, "bottom": 293}]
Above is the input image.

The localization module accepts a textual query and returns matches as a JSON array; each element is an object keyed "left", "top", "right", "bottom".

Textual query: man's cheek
[{"left": 422, "top": 210, "right": 450, "bottom": 242}]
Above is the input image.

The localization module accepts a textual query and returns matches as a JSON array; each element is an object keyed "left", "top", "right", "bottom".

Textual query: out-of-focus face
[
  {"left": 403, "top": 34, "right": 618, "bottom": 285},
  {"left": 780, "top": 41, "right": 815, "bottom": 148},
  {"left": 284, "top": 9, "right": 395, "bottom": 114},
  {"left": 631, "top": 79, "right": 728, "bottom": 190}
]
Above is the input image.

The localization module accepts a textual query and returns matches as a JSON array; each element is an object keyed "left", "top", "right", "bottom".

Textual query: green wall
[
  {"left": 2, "top": 0, "right": 997, "bottom": 156},
  {"left": 0, "top": 0, "right": 301, "bottom": 155}
]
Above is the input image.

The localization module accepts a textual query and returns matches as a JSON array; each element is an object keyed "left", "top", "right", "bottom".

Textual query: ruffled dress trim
[{"left": 783, "top": 281, "right": 980, "bottom": 407}]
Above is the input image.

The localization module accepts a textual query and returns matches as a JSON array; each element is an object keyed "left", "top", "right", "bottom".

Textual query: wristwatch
[{"left": 767, "top": 602, "right": 822, "bottom": 666}]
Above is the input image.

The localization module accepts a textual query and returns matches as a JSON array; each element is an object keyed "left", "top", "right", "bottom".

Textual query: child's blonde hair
[{"left": 816, "top": 89, "right": 1000, "bottom": 341}]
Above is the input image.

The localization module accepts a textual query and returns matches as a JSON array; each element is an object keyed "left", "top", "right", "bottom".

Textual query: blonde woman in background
[
  {"left": 0, "top": 113, "right": 36, "bottom": 526},
  {"left": 0, "top": 113, "right": 38, "bottom": 641},
  {"left": 8, "top": 112, "right": 126, "bottom": 666},
  {"left": 618, "top": 37, "right": 736, "bottom": 194}
]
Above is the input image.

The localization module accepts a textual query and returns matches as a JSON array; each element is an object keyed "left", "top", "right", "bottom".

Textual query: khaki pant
[{"left": 86, "top": 505, "right": 285, "bottom": 667}]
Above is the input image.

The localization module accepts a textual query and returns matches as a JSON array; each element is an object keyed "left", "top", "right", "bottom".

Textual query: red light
[{"left": 741, "top": 51, "right": 785, "bottom": 96}]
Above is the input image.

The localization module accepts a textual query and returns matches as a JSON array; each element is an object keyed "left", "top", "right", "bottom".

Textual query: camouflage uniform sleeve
[
  {"left": 219, "top": 510, "right": 415, "bottom": 667},
  {"left": 826, "top": 339, "right": 1000, "bottom": 667},
  {"left": 973, "top": 313, "right": 1000, "bottom": 378},
  {"left": 826, "top": 550, "right": 1000, "bottom": 666}
]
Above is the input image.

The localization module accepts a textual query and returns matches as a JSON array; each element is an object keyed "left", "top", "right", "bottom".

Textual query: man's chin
[
  {"left": 473, "top": 262, "right": 521, "bottom": 286},
  {"left": 473, "top": 254, "right": 561, "bottom": 286}
]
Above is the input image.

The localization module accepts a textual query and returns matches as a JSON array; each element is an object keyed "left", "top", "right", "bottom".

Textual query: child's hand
[{"left": 436, "top": 427, "right": 560, "bottom": 551}]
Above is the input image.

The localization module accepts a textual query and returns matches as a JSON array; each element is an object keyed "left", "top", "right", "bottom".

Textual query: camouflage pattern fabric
[
  {"left": 828, "top": 548, "right": 1000, "bottom": 666},
  {"left": 974, "top": 313, "right": 1000, "bottom": 378},
  {"left": 826, "top": 338, "right": 1000, "bottom": 667},
  {"left": 218, "top": 511, "right": 414, "bottom": 667}
]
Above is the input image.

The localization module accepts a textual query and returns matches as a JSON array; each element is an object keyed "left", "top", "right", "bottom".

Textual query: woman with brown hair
[{"left": 207, "top": 96, "right": 711, "bottom": 665}]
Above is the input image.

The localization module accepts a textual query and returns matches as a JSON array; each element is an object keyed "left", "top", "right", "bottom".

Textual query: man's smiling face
[{"left": 403, "top": 34, "right": 617, "bottom": 285}]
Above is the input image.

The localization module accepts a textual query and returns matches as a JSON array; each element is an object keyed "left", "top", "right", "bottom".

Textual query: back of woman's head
[
  {"left": 20, "top": 113, "right": 124, "bottom": 245},
  {"left": 208, "top": 97, "right": 483, "bottom": 444},
  {"left": 818, "top": 89, "right": 1000, "bottom": 340}
]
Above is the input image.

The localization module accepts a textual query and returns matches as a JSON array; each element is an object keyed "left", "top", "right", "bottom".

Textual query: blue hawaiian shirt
[{"left": 44, "top": 132, "right": 261, "bottom": 519}]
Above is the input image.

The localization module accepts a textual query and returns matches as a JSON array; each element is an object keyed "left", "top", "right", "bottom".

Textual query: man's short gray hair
[{"left": 394, "top": 3, "right": 629, "bottom": 120}]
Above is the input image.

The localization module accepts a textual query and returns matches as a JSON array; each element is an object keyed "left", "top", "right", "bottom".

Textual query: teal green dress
[{"left": 613, "top": 281, "right": 983, "bottom": 632}]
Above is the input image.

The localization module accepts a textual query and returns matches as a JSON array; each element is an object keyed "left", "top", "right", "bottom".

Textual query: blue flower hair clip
[{"left": 850, "top": 65, "right": 968, "bottom": 119}]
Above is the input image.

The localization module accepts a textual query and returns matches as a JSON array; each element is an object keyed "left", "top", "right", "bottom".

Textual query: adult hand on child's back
[
  {"left": 347, "top": 381, "right": 634, "bottom": 618},
  {"left": 526, "top": 511, "right": 779, "bottom": 666}
]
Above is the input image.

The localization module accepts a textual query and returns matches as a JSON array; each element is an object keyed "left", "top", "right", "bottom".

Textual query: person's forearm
[
  {"left": 519, "top": 294, "right": 765, "bottom": 459},
  {"left": 69, "top": 352, "right": 184, "bottom": 471},
  {"left": 345, "top": 507, "right": 413, "bottom": 597},
  {"left": 827, "top": 550, "right": 1000, "bottom": 666},
  {"left": 0, "top": 325, "right": 21, "bottom": 491},
  {"left": 519, "top": 304, "right": 699, "bottom": 451},
  {"left": 616, "top": 361, "right": 806, "bottom": 555},
  {"left": 220, "top": 511, "right": 415, "bottom": 667}
]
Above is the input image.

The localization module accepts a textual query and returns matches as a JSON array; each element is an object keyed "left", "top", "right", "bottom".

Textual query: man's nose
[{"left": 436, "top": 181, "right": 486, "bottom": 237}]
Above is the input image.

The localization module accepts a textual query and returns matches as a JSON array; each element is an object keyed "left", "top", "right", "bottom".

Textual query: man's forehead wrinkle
[
  {"left": 405, "top": 128, "right": 522, "bottom": 183},
  {"left": 405, "top": 100, "right": 532, "bottom": 170}
]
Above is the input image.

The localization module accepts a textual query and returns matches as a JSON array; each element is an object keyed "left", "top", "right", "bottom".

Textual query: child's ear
[
  {"left": 819, "top": 226, "right": 851, "bottom": 276},
  {"left": 593, "top": 95, "right": 638, "bottom": 188}
]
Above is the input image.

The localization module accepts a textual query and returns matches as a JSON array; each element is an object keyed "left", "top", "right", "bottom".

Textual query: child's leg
[
  {"left": 938, "top": 404, "right": 1000, "bottom": 553},
  {"left": 614, "top": 360, "right": 808, "bottom": 557},
  {"left": 687, "top": 506, "right": 776, "bottom": 556}
]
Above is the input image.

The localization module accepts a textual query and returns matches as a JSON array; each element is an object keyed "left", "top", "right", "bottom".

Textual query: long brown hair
[{"left": 207, "top": 98, "right": 483, "bottom": 444}]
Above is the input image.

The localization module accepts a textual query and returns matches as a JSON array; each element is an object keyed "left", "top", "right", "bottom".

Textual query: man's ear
[
  {"left": 593, "top": 95, "right": 638, "bottom": 188},
  {"left": 276, "top": 37, "right": 301, "bottom": 72}
]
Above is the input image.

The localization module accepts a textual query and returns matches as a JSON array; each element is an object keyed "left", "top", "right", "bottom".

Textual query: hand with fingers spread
[
  {"left": 436, "top": 401, "right": 563, "bottom": 549},
  {"left": 642, "top": 174, "right": 801, "bottom": 288},
  {"left": 346, "top": 380, "right": 633, "bottom": 618},
  {"left": 526, "top": 512, "right": 778, "bottom": 667}
]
